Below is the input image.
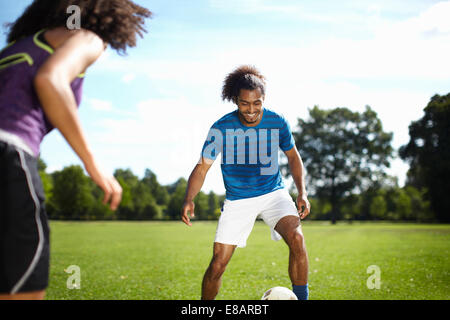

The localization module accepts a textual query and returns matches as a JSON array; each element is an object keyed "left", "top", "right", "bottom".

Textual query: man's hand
[
  {"left": 181, "top": 200, "right": 195, "bottom": 226},
  {"left": 297, "top": 194, "right": 311, "bottom": 220}
]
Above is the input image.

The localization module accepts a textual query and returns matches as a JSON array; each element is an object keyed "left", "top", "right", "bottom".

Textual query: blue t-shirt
[{"left": 201, "top": 108, "right": 295, "bottom": 200}]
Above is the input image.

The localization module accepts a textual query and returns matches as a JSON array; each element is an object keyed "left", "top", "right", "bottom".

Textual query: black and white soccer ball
[{"left": 261, "top": 286, "right": 298, "bottom": 300}]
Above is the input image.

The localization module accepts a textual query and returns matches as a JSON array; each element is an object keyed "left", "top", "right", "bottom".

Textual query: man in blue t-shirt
[{"left": 181, "top": 65, "right": 311, "bottom": 300}]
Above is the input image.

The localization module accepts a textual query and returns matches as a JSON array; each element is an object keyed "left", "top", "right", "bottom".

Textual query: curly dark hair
[
  {"left": 6, "top": 0, "right": 152, "bottom": 54},
  {"left": 222, "top": 65, "right": 266, "bottom": 103}
]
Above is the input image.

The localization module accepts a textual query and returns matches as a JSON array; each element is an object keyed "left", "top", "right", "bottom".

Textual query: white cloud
[
  {"left": 97, "top": 0, "right": 450, "bottom": 88},
  {"left": 208, "top": 0, "right": 301, "bottom": 14},
  {"left": 88, "top": 98, "right": 113, "bottom": 111},
  {"left": 122, "top": 73, "right": 136, "bottom": 84},
  {"left": 85, "top": 96, "right": 226, "bottom": 191},
  {"left": 374, "top": 1, "right": 450, "bottom": 38}
]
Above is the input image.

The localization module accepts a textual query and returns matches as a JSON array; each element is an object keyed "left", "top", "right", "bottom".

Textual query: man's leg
[
  {"left": 0, "top": 290, "right": 45, "bottom": 300},
  {"left": 275, "top": 215, "right": 309, "bottom": 299},
  {"left": 201, "top": 242, "right": 236, "bottom": 300}
]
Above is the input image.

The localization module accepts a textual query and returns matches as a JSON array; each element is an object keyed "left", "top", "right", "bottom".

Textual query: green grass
[{"left": 46, "top": 221, "right": 450, "bottom": 300}]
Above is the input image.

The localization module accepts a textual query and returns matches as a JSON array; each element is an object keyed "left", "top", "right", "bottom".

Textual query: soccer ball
[{"left": 261, "top": 286, "right": 298, "bottom": 300}]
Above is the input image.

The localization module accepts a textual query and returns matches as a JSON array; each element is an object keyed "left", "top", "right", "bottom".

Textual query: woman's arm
[{"left": 34, "top": 29, "right": 122, "bottom": 210}]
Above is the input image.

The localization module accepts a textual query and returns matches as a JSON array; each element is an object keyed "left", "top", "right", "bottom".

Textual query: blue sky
[{"left": 1, "top": 0, "right": 450, "bottom": 194}]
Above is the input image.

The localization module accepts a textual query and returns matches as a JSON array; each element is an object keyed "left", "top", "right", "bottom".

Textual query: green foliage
[
  {"left": 38, "top": 157, "right": 55, "bottom": 214},
  {"left": 207, "top": 191, "right": 220, "bottom": 220},
  {"left": 370, "top": 192, "right": 387, "bottom": 220},
  {"left": 404, "top": 186, "right": 433, "bottom": 222},
  {"left": 113, "top": 168, "right": 160, "bottom": 220},
  {"left": 194, "top": 191, "right": 209, "bottom": 220},
  {"left": 291, "top": 105, "right": 394, "bottom": 224},
  {"left": 166, "top": 178, "right": 187, "bottom": 220},
  {"left": 142, "top": 169, "right": 170, "bottom": 206},
  {"left": 385, "top": 187, "right": 411, "bottom": 221},
  {"left": 339, "top": 194, "right": 361, "bottom": 221},
  {"left": 37, "top": 162, "right": 212, "bottom": 221},
  {"left": 400, "top": 93, "right": 450, "bottom": 222},
  {"left": 132, "top": 182, "right": 158, "bottom": 220},
  {"left": 335, "top": 185, "right": 434, "bottom": 223},
  {"left": 37, "top": 164, "right": 433, "bottom": 223},
  {"left": 307, "top": 197, "right": 332, "bottom": 220},
  {"left": 51, "top": 165, "right": 95, "bottom": 220}
]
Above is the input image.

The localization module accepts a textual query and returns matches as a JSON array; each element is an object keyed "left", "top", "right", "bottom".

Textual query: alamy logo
[
  {"left": 201, "top": 128, "right": 279, "bottom": 175},
  {"left": 66, "top": 5, "right": 81, "bottom": 30},
  {"left": 65, "top": 265, "right": 81, "bottom": 289},
  {"left": 366, "top": 265, "right": 381, "bottom": 289}
]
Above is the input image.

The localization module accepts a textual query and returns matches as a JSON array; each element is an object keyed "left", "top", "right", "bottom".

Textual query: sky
[{"left": 1, "top": 0, "right": 450, "bottom": 195}]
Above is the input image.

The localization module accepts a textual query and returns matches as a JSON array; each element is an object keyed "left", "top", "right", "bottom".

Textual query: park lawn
[{"left": 46, "top": 221, "right": 450, "bottom": 300}]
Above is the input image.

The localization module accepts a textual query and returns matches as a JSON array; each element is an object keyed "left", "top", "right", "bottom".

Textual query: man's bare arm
[
  {"left": 181, "top": 158, "right": 214, "bottom": 226},
  {"left": 284, "top": 146, "right": 310, "bottom": 219}
]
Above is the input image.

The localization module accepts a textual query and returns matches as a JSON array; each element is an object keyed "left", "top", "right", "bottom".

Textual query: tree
[
  {"left": 37, "top": 158, "right": 56, "bottom": 216},
  {"left": 207, "top": 191, "right": 220, "bottom": 220},
  {"left": 392, "top": 188, "right": 412, "bottom": 221},
  {"left": 340, "top": 194, "right": 361, "bottom": 222},
  {"left": 51, "top": 165, "right": 95, "bottom": 220},
  {"left": 133, "top": 181, "right": 159, "bottom": 220},
  {"left": 194, "top": 191, "right": 209, "bottom": 220},
  {"left": 291, "top": 105, "right": 393, "bottom": 224},
  {"left": 114, "top": 169, "right": 139, "bottom": 219},
  {"left": 400, "top": 93, "right": 450, "bottom": 223},
  {"left": 370, "top": 191, "right": 387, "bottom": 220},
  {"left": 166, "top": 178, "right": 187, "bottom": 220},
  {"left": 113, "top": 168, "right": 161, "bottom": 220},
  {"left": 404, "top": 186, "right": 433, "bottom": 222},
  {"left": 142, "top": 169, "right": 169, "bottom": 206},
  {"left": 307, "top": 197, "right": 332, "bottom": 220}
]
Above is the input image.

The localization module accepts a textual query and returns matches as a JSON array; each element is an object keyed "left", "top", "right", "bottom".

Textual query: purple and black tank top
[{"left": 0, "top": 29, "right": 85, "bottom": 157}]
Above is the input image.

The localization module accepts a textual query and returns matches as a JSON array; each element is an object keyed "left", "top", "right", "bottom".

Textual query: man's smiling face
[{"left": 236, "top": 88, "right": 264, "bottom": 127}]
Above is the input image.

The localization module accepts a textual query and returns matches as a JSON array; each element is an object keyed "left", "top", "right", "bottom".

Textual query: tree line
[
  {"left": 39, "top": 164, "right": 225, "bottom": 221},
  {"left": 38, "top": 93, "right": 449, "bottom": 223},
  {"left": 285, "top": 93, "right": 449, "bottom": 223}
]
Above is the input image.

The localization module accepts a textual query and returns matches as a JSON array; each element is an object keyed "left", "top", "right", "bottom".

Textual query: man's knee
[
  {"left": 209, "top": 256, "right": 230, "bottom": 279},
  {"left": 285, "top": 228, "right": 305, "bottom": 250}
]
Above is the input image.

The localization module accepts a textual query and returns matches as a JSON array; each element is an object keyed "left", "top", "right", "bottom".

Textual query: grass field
[{"left": 46, "top": 221, "right": 450, "bottom": 300}]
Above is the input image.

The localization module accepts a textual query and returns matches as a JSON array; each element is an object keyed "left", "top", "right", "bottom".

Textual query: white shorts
[{"left": 215, "top": 188, "right": 299, "bottom": 248}]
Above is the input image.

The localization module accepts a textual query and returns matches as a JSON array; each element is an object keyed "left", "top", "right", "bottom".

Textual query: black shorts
[{"left": 0, "top": 141, "right": 50, "bottom": 294}]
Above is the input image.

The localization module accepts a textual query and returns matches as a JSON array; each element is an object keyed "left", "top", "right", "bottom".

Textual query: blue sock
[{"left": 292, "top": 284, "right": 309, "bottom": 300}]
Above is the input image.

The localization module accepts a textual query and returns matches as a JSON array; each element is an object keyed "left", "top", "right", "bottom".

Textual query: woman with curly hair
[{"left": 0, "top": 0, "right": 152, "bottom": 300}]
